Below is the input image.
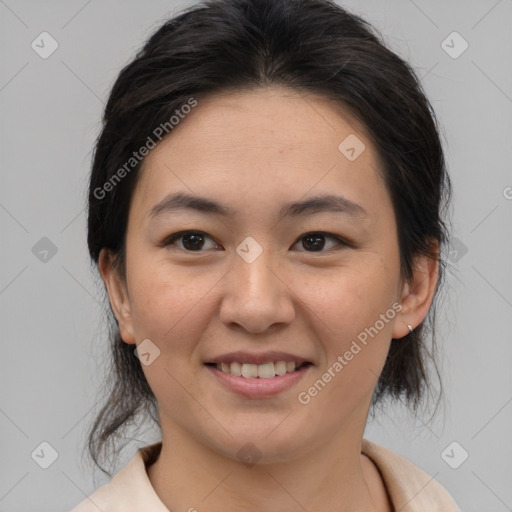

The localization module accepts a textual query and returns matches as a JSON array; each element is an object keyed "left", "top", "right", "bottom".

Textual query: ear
[
  {"left": 392, "top": 241, "right": 439, "bottom": 339},
  {"left": 98, "top": 248, "right": 136, "bottom": 345}
]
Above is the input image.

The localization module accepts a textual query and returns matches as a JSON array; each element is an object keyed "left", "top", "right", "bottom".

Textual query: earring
[{"left": 407, "top": 324, "right": 413, "bottom": 333}]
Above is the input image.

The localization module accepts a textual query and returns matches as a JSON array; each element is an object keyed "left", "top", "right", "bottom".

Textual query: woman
[{"left": 71, "top": 0, "right": 460, "bottom": 510}]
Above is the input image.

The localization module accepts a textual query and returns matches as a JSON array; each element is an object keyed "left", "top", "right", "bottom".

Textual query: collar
[{"left": 85, "top": 439, "right": 460, "bottom": 511}]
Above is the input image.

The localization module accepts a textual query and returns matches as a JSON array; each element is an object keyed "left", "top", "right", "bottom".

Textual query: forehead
[{"left": 131, "top": 85, "right": 391, "bottom": 224}]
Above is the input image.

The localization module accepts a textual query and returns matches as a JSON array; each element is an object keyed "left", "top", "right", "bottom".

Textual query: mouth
[
  {"left": 204, "top": 361, "right": 313, "bottom": 398},
  {"left": 204, "top": 360, "right": 312, "bottom": 378}
]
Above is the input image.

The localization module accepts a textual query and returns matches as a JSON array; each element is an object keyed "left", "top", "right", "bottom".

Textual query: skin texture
[{"left": 99, "top": 85, "right": 438, "bottom": 512}]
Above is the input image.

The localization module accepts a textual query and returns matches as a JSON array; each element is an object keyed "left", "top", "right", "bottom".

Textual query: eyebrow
[{"left": 148, "top": 192, "right": 368, "bottom": 221}]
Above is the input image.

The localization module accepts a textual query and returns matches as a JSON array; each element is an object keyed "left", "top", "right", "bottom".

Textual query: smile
[
  {"left": 204, "top": 362, "right": 313, "bottom": 398},
  {"left": 212, "top": 360, "right": 309, "bottom": 378}
]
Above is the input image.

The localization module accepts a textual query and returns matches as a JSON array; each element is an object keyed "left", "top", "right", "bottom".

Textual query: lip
[
  {"left": 204, "top": 350, "right": 311, "bottom": 365},
  {"left": 205, "top": 363, "right": 312, "bottom": 398}
]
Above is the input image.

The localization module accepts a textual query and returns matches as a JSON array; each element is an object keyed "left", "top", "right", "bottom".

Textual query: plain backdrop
[{"left": 1, "top": 0, "right": 511, "bottom": 510}]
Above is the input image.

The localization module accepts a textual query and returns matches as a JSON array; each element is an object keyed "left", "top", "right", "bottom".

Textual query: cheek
[
  {"left": 300, "top": 258, "right": 399, "bottom": 405},
  {"left": 127, "top": 261, "right": 217, "bottom": 350},
  {"left": 127, "top": 264, "right": 215, "bottom": 396},
  {"left": 296, "top": 267, "right": 397, "bottom": 420},
  {"left": 308, "top": 262, "right": 398, "bottom": 341}
]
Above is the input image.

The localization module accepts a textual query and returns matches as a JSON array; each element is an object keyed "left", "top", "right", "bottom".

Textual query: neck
[{"left": 147, "top": 412, "right": 390, "bottom": 512}]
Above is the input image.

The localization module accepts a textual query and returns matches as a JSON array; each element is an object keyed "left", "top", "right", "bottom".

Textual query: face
[{"left": 102, "top": 85, "right": 420, "bottom": 463}]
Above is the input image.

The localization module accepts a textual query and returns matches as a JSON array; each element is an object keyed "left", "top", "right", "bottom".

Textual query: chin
[{"left": 203, "top": 424, "right": 315, "bottom": 466}]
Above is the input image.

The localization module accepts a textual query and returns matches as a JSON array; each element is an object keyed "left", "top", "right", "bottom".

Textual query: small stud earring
[{"left": 407, "top": 324, "right": 413, "bottom": 333}]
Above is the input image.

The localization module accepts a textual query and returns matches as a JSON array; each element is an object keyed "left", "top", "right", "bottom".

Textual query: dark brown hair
[{"left": 85, "top": 0, "right": 452, "bottom": 476}]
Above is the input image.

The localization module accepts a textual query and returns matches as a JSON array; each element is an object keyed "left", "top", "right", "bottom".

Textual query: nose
[{"left": 219, "top": 248, "right": 296, "bottom": 334}]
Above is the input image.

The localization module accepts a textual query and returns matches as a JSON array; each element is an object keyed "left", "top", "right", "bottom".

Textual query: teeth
[
  {"left": 274, "top": 361, "right": 287, "bottom": 376},
  {"left": 215, "top": 360, "right": 303, "bottom": 378},
  {"left": 241, "top": 363, "right": 258, "bottom": 378},
  {"left": 257, "top": 362, "right": 275, "bottom": 379},
  {"left": 230, "top": 361, "right": 242, "bottom": 376}
]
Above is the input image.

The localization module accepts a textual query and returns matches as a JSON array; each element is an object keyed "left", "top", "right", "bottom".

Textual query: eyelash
[{"left": 161, "top": 230, "right": 351, "bottom": 253}]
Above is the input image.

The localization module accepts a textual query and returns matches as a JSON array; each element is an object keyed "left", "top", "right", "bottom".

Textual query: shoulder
[
  {"left": 68, "top": 480, "right": 112, "bottom": 512},
  {"left": 68, "top": 442, "right": 167, "bottom": 512},
  {"left": 361, "top": 438, "right": 461, "bottom": 512}
]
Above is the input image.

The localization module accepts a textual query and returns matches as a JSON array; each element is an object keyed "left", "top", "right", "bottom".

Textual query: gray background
[{"left": 1, "top": 0, "right": 511, "bottom": 510}]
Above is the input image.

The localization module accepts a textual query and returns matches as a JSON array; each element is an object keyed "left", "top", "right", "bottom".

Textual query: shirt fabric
[{"left": 70, "top": 439, "right": 461, "bottom": 511}]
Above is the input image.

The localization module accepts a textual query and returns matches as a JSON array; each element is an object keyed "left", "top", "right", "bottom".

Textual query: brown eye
[
  {"left": 163, "top": 231, "right": 219, "bottom": 251},
  {"left": 292, "top": 232, "right": 347, "bottom": 252},
  {"left": 162, "top": 230, "right": 348, "bottom": 253}
]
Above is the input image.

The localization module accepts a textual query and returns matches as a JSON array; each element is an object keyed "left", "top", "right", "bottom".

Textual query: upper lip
[{"left": 205, "top": 351, "right": 312, "bottom": 365}]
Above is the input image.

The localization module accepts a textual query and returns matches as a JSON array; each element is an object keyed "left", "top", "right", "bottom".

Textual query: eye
[
  {"left": 161, "top": 230, "right": 349, "bottom": 253},
  {"left": 291, "top": 232, "right": 348, "bottom": 252},
  {"left": 162, "top": 230, "right": 220, "bottom": 252}
]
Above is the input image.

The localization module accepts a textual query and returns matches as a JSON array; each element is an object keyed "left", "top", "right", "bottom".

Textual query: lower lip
[{"left": 205, "top": 364, "right": 311, "bottom": 398}]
